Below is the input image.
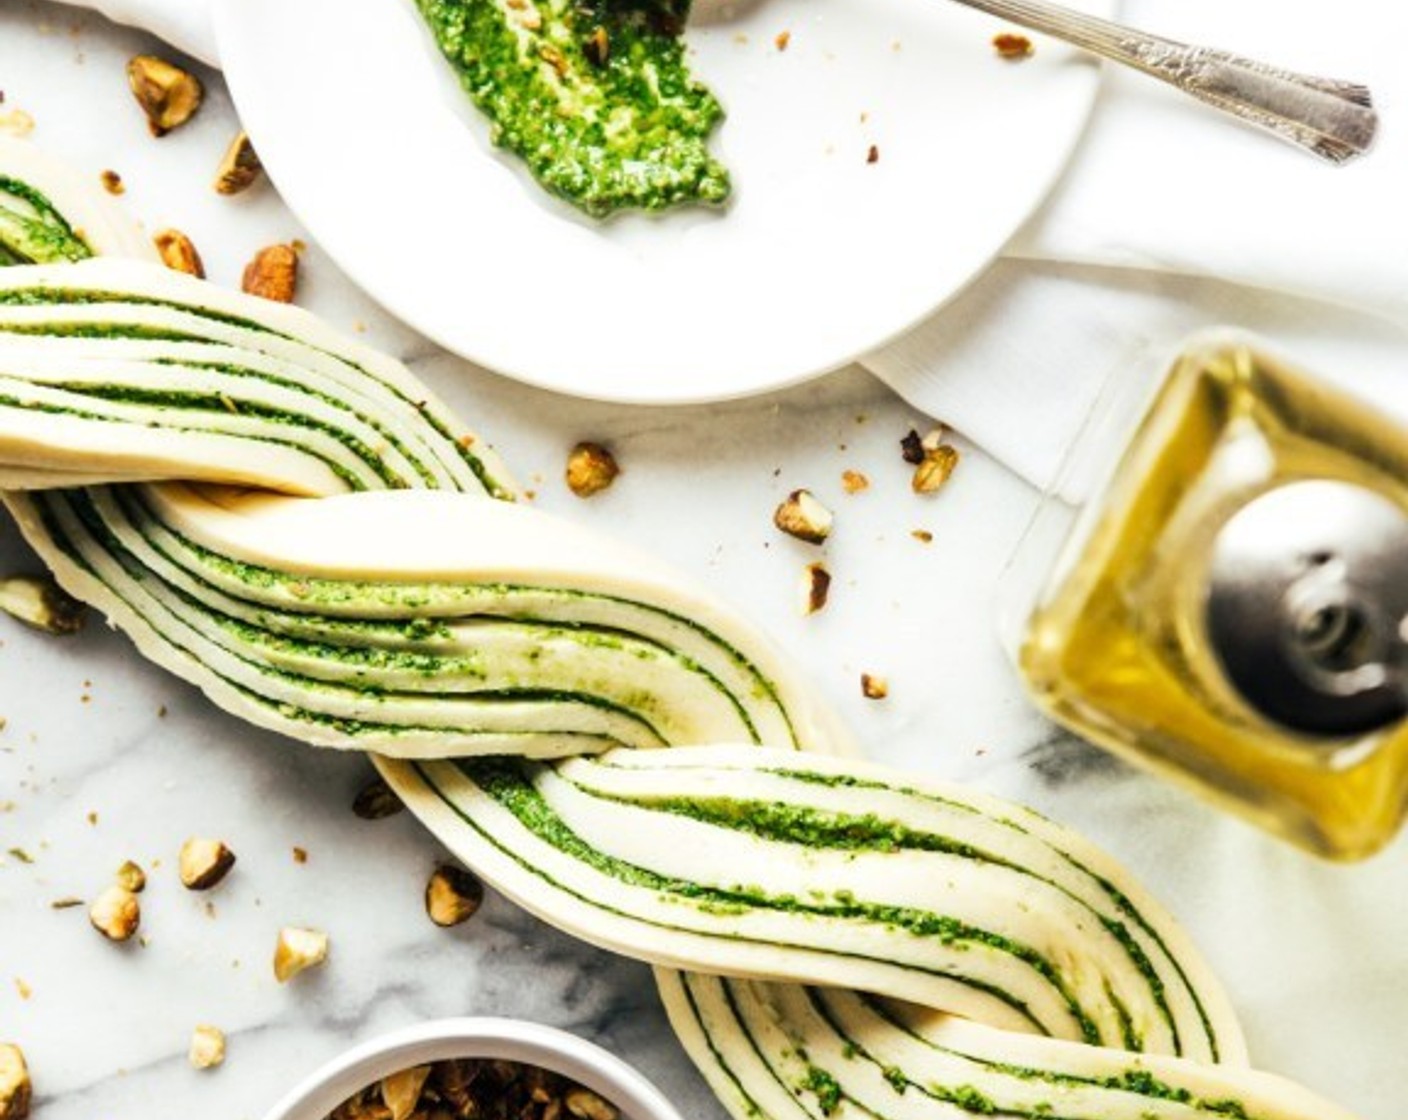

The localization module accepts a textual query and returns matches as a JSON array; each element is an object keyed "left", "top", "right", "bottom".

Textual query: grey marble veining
[{"left": 1, "top": 4, "right": 1405, "bottom": 1119}]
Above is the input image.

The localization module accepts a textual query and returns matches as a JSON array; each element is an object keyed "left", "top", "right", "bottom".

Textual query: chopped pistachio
[
  {"left": 565, "top": 1087, "right": 619, "bottom": 1120},
  {"left": 899, "top": 428, "right": 925, "bottom": 465},
  {"left": 273, "top": 926, "right": 329, "bottom": 982},
  {"left": 89, "top": 885, "right": 140, "bottom": 942},
  {"left": 912, "top": 445, "right": 959, "bottom": 494},
  {"left": 993, "top": 31, "right": 1035, "bottom": 58},
  {"left": 565, "top": 442, "right": 620, "bottom": 498},
  {"left": 126, "top": 55, "right": 203, "bottom": 136},
  {"left": 799, "top": 562, "right": 832, "bottom": 616},
  {"left": 153, "top": 228, "right": 206, "bottom": 279},
  {"left": 352, "top": 777, "right": 404, "bottom": 820},
  {"left": 381, "top": 1065, "right": 432, "bottom": 1120},
  {"left": 213, "top": 132, "right": 264, "bottom": 195},
  {"left": 426, "top": 864, "right": 485, "bottom": 928},
  {"left": 179, "top": 837, "right": 236, "bottom": 891},
  {"left": 0, "top": 1043, "right": 30, "bottom": 1120},
  {"left": 116, "top": 860, "right": 147, "bottom": 893},
  {"left": 188, "top": 1025, "right": 226, "bottom": 1070},
  {"left": 861, "top": 673, "right": 890, "bottom": 700},
  {"left": 0, "top": 575, "right": 86, "bottom": 635},
  {"left": 774, "top": 489, "right": 833, "bottom": 545},
  {"left": 920, "top": 425, "right": 949, "bottom": 454},
  {"left": 242, "top": 244, "right": 299, "bottom": 304}
]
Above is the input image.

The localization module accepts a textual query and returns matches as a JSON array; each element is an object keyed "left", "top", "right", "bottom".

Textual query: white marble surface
[{"left": 1, "top": 4, "right": 1405, "bottom": 1119}]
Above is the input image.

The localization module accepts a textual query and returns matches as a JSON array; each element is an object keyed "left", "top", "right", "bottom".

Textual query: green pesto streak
[
  {"left": 415, "top": 0, "right": 729, "bottom": 216},
  {"left": 0, "top": 177, "right": 93, "bottom": 265}
]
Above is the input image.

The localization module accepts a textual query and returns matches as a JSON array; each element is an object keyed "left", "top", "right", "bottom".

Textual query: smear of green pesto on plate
[{"left": 414, "top": 0, "right": 730, "bottom": 217}]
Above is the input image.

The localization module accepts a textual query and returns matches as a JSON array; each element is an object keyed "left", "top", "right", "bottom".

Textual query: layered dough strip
[
  {"left": 0, "top": 149, "right": 1363, "bottom": 1120},
  {"left": 663, "top": 975, "right": 1359, "bottom": 1120},
  {"left": 387, "top": 746, "right": 1239, "bottom": 1057}
]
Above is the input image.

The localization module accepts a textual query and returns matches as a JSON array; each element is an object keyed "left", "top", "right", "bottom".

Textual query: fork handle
[{"left": 948, "top": 0, "right": 1379, "bottom": 164}]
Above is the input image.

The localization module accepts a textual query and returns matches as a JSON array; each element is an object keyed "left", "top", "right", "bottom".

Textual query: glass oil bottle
[{"left": 1005, "top": 334, "right": 1408, "bottom": 860}]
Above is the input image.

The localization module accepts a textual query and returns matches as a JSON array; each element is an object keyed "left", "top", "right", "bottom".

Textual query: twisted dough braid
[{"left": 0, "top": 147, "right": 1359, "bottom": 1120}]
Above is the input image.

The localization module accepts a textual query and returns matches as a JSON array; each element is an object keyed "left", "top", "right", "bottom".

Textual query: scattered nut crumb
[
  {"left": 861, "top": 673, "right": 889, "bottom": 700},
  {"left": 774, "top": 30, "right": 791, "bottom": 50},
  {"left": 292, "top": 846, "right": 308, "bottom": 865},
  {"left": 912, "top": 445, "right": 960, "bottom": 494},
  {"left": 0, "top": 109, "right": 35, "bottom": 138},
  {"left": 565, "top": 442, "right": 620, "bottom": 498},
  {"left": 426, "top": 864, "right": 485, "bottom": 928},
  {"left": 774, "top": 489, "right": 833, "bottom": 545},
  {"left": 179, "top": 837, "right": 236, "bottom": 891},
  {"left": 0, "top": 1043, "right": 31, "bottom": 1120},
  {"left": 273, "top": 926, "right": 329, "bottom": 982},
  {"left": 841, "top": 470, "right": 869, "bottom": 494},
  {"left": 188, "top": 1025, "right": 226, "bottom": 1070},
  {"left": 126, "top": 55, "right": 203, "bottom": 136},
  {"left": 352, "top": 777, "right": 404, "bottom": 820},
  {"left": 911, "top": 529, "right": 933, "bottom": 544},
  {"left": 242, "top": 244, "right": 298, "bottom": 304},
  {"left": 866, "top": 144, "right": 880, "bottom": 164},
  {"left": 89, "top": 885, "right": 140, "bottom": 942},
  {"left": 0, "top": 575, "right": 86, "bottom": 634},
  {"left": 153, "top": 228, "right": 205, "bottom": 278},
  {"left": 993, "top": 32, "right": 1034, "bottom": 59},
  {"left": 99, "top": 169, "right": 124, "bottom": 195},
  {"left": 799, "top": 562, "right": 831, "bottom": 616},
  {"left": 381, "top": 1065, "right": 433, "bottom": 1120},
  {"left": 899, "top": 429, "right": 925, "bottom": 465},
  {"left": 6, "top": 849, "right": 32, "bottom": 865},
  {"left": 11, "top": 980, "right": 29, "bottom": 1001},
  {"left": 213, "top": 131, "right": 263, "bottom": 195},
  {"left": 116, "top": 859, "right": 147, "bottom": 893},
  {"left": 49, "top": 897, "right": 84, "bottom": 910}
]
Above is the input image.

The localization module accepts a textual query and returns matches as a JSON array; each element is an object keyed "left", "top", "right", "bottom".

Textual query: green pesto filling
[
  {"left": 0, "top": 176, "right": 93, "bottom": 265},
  {"left": 459, "top": 758, "right": 1105, "bottom": 1041},
  {"left": 0, "top": 285, "right": 513, "bottom": 497},
  {"left": 415, "top": 0, "right": 729, "bottom": 216}
]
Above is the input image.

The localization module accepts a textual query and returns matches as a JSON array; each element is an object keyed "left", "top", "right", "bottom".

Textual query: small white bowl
[{"left": 260, "top": 1017, "right": 688, "bottom": 1120}]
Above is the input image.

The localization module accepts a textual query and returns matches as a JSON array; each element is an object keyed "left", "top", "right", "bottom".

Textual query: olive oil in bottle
[{"left": 1011, "top": 336, "right": 1408, "bottom": 860}]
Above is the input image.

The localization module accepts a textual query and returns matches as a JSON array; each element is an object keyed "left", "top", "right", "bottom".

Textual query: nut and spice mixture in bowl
[{"left": 260, "top": 1019, "right": 684, "bottom": 1120}]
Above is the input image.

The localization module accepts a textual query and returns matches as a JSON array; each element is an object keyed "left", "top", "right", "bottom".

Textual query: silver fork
[{"left": 951, "top": 0, "right": 1378, "bottom": 164}]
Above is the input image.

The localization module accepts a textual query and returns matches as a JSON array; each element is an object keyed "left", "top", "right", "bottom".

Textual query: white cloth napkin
[{"left": 61, "top": 0, "right": 1408, "bottom": 489}]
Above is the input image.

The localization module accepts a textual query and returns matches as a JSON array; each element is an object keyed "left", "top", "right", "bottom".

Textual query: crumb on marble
[
  {"left": 799, "top": 562, "right": 832, "bottom": 616},
  {"left": 189, "top": 1025, "right": 226, "bottom": 1070},
  {"left": 0, "top": 1042, "right": 31, "bottom": 1120},
  {"left": 993, "top": 32, "right": 1035, "bottom": 59},
  {"left": 565, "top": 442, "right": 621, "bottom": 498},
  {"left": 179, "top": 837, "right": 237, "bottom": 891},
  {"left": 426, "top": 864, "right": 485, "bottom": 928},
  {"left": 274, "top": 927, "right": 329, "bottom": 982},
  {"left": 841, "top": 470, "right": 869, "bottom": 495},
  {"left": 861, "top": 673, "right": 889, "bottom": 700},
  {"left": 89, "top": 884, "right": 140, "bottom": 942},
  {"left": 126, "top": 55, "right": 203, "bottom": 137},
  {"left": 99, "top": 169, "right": 124, "bottom": 195},
  {"left": 775, "top": 490, "right": 833, "bottom": 545}
]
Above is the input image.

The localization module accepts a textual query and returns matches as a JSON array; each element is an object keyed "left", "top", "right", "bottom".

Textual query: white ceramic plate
[{"left": 213, "top": 0, "right": 1114, "bottom": 402}]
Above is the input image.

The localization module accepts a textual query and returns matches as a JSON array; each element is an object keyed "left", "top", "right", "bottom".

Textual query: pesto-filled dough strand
[{"left": 0, "top": 153, "right": 1363, "bottom": 1120}]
